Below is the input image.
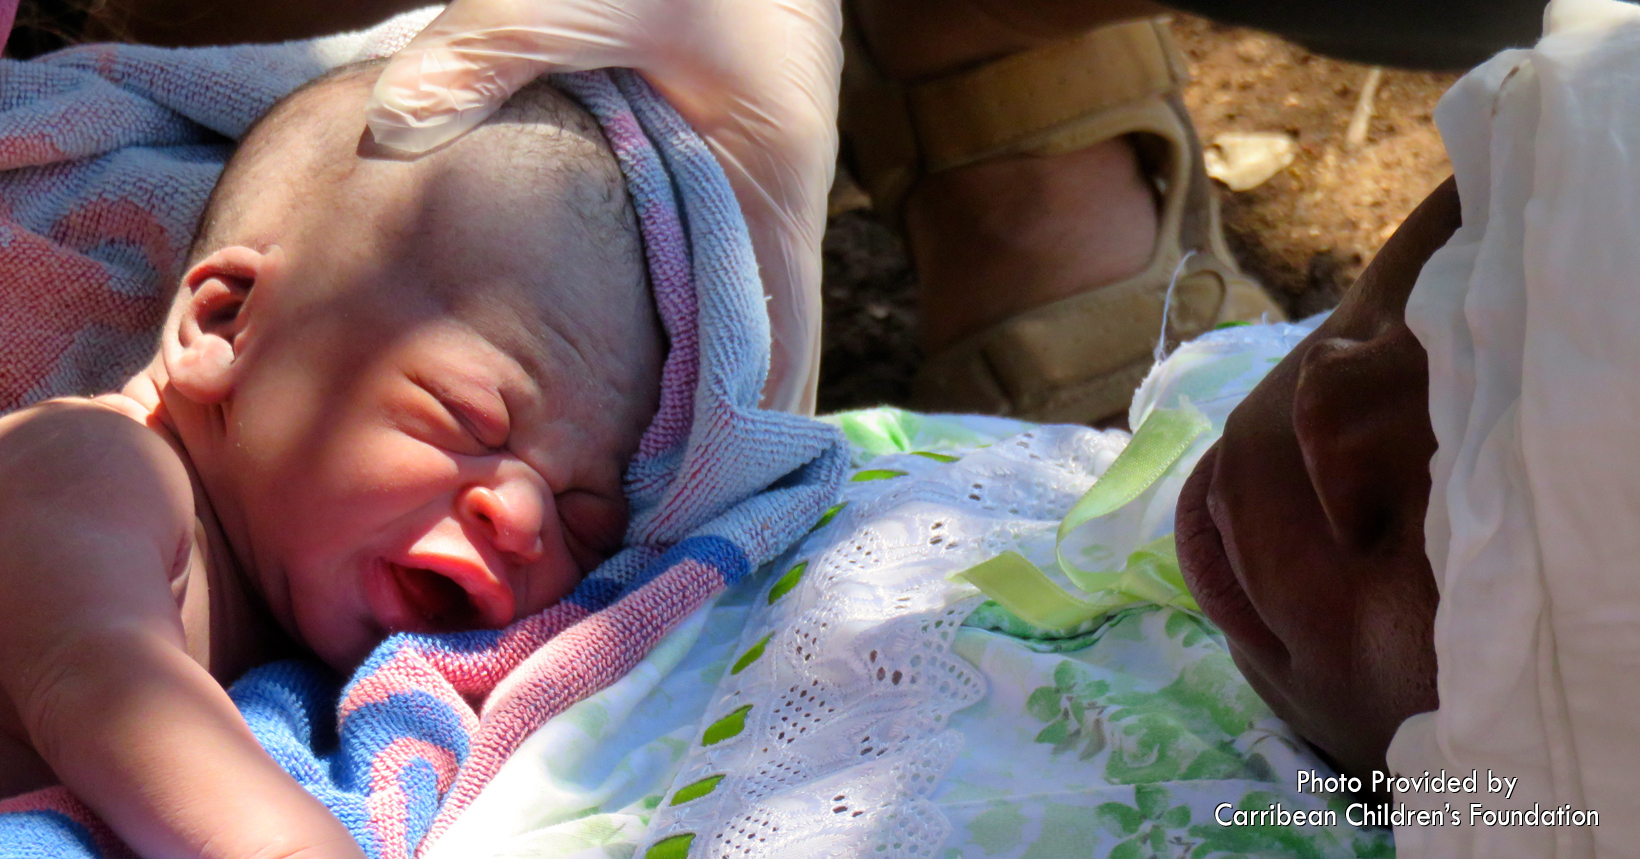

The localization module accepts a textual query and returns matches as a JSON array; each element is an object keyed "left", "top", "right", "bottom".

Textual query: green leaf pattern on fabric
[
  {"left": 852, "top": 468, "right": 910, "bottom": 482},
  {"left": 940, "top": 606, "right": 1391, "bottom": 858}
]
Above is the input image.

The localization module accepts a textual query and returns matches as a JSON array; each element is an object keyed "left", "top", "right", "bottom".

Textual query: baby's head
[
  {"left": 1177, "top": 179, "right": 1459, "bottom": 779},
  {"left": 158, "top": 62, "right": 662, "bottom": 671}
]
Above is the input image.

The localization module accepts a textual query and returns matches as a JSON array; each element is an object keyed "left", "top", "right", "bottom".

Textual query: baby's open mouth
[
  {"left": 376, "top": 561, "right": 484, "bottom": 633},
  {"left": 396, "top": 563, "right": 482, "bottom": 627}
]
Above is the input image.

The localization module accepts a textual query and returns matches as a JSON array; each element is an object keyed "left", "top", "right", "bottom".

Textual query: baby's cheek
[{"left": 555, "top": 490, "right": 629, "bottom": 573}]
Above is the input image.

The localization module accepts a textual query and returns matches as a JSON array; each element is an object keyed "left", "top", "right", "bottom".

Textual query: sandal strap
[
  {"left": 841, "top": 17, "right": 1190, "bottom": 226},
  {"left": 912, "top": 254, "right": 1262, "bottom": 423},
  {"left": 916, "top": 20, "right": 1189, "bottom": 171}
]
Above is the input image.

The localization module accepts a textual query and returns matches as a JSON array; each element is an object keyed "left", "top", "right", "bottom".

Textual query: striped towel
[{"left": 0, "top": 20, "right": 848, "bottom": 859}]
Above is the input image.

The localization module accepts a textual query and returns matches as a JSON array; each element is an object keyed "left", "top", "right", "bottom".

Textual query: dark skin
[{"left": 1176, "top": 177, "right": 1462, "bottom": 780}]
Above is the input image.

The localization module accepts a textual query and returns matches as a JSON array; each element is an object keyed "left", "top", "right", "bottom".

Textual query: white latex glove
[{"left": 365, "top": 0, "right": 843, "bottom": 415}]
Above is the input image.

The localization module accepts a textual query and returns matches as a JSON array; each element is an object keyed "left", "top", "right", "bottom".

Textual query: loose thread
[{"left": 1155, "top": 250, "right": 1198, "bottom": 364}]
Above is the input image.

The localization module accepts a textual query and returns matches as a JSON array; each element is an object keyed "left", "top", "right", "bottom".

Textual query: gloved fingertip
[
  {"left": 364, "top": 68, "right": 492, "bottom": 153},
  {"left": 366, "top": 42, "right": 539, "bottom": 153},
  {"left": 364, "top": 104, "right": 491, "bottom": 154}
]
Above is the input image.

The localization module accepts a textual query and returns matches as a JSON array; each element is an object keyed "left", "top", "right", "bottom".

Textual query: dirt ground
[{"left": 816, "top": 15, "right": 1459, "bottom": 414}]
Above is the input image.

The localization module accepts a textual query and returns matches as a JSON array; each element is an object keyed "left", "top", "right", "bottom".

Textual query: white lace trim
[{"left": 640, "top": 425, "right": 1127, "bottom": 858}]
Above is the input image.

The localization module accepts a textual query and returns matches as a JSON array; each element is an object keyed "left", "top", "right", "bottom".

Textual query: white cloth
[{"left": 1389, "top": 1, "right": 1640, "bottom": 855}]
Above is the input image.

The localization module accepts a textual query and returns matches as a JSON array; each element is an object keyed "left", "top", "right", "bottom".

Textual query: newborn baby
[{"left": 0, "top": 60, "right": 661, "bottom": 859}]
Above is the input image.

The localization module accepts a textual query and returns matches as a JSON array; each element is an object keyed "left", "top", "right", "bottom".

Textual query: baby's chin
[
  {"left": 294, "top": 613, "right": 383, "bottom": 675},
  {"left": 265, "top": 573, "right": 388, "bottom": 675}
]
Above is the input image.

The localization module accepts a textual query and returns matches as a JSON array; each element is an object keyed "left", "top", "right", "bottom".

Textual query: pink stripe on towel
[{"left": 0, "top": 0, "right": 18, "bottom": 55}]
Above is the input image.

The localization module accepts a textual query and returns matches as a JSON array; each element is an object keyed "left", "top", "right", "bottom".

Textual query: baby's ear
[{"left": 163, "top": 245, "right": 284, "bottom": 404}]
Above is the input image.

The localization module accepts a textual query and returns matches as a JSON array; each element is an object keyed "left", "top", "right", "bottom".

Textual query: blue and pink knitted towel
[{"left": 0, "top": 21, "right": 847, "bottom": 859}]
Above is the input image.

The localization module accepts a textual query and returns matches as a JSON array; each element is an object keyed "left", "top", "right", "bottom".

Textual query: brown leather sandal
[{"left": 841, "top": 16, "right": 1285, "bottom": 424}]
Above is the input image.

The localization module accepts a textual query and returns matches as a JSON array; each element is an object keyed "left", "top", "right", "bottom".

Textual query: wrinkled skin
[{"left": 1177, "top": 178, "right": 1461, "bottom": 778}]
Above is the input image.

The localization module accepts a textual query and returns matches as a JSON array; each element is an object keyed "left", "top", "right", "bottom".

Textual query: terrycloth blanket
[
  {"left": 0, "top": 15, "right": 848, "bottom": 859},
  {"left": 0, "top": 11, "right": 431, "bottom": 409}
]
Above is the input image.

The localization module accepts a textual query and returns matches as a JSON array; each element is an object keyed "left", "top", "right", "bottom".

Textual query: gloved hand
[{"left": 365, "top": 0, "right": 844, "bottom": 414}]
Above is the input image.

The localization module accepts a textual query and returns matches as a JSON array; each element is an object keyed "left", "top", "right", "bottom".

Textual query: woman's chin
[{"left": 1175, "top": 445, "right": 1285, "bottom": 661}]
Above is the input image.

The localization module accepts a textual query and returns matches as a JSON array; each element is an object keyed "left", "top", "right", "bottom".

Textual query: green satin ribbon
[
  {"left": 955, "top": 406, "right": 1209, "bottom": 632},
  {"left": 956, "top": 551, "right": 1118, "bottom": 631}
]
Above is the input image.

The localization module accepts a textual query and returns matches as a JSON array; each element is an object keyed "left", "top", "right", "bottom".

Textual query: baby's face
[
  {"left": 218, "top": 273, "right": 645, "bottom": 671},
  {"left": 167, "top": 67, "right": 655, "bottom": 672},
  {"left": 1176, "top": 179, "right": 1460, "bottom": 778},
  {"left": 186, "top": 163, "right": 655, "bottom": 672}
]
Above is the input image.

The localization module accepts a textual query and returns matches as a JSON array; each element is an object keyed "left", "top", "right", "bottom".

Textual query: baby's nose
[{"left": 457, "top": 477, "right": 546, "bottom": 563}]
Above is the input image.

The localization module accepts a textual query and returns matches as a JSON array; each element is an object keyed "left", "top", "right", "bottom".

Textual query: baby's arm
[{"left": 0, "top": 403, "right": 364, "bottom": 859}]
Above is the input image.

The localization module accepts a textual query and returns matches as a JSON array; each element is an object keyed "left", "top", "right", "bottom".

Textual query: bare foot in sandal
[{"left": 844, "top": 0, "right": 1283, "bottom": 425}]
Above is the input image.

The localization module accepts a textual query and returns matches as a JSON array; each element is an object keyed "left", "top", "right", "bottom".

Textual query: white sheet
[{"left": 1389, "top": 1, "right": 1640, "bottom": 855}]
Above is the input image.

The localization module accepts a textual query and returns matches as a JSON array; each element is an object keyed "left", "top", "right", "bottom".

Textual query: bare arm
[{"left": 0, "top": 403, "right": 364, "bottom": 859}]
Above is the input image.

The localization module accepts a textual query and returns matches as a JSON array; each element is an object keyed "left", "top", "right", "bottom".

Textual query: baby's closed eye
[
  {"left": 440, "top": 396, "right": 509, "bottom": 452},
  {"left": 403, "top": 375, "right": 510, "bottom": 456}
]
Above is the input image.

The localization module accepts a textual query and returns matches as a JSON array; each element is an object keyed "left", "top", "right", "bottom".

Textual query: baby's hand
[{"left": 0, "top": 402, "right": 365, "bottom": 859}]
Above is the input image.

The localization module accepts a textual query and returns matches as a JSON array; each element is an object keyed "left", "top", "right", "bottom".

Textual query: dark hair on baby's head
[{"left": 188, "top": 59, "right": 639, "bottom": 278}]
